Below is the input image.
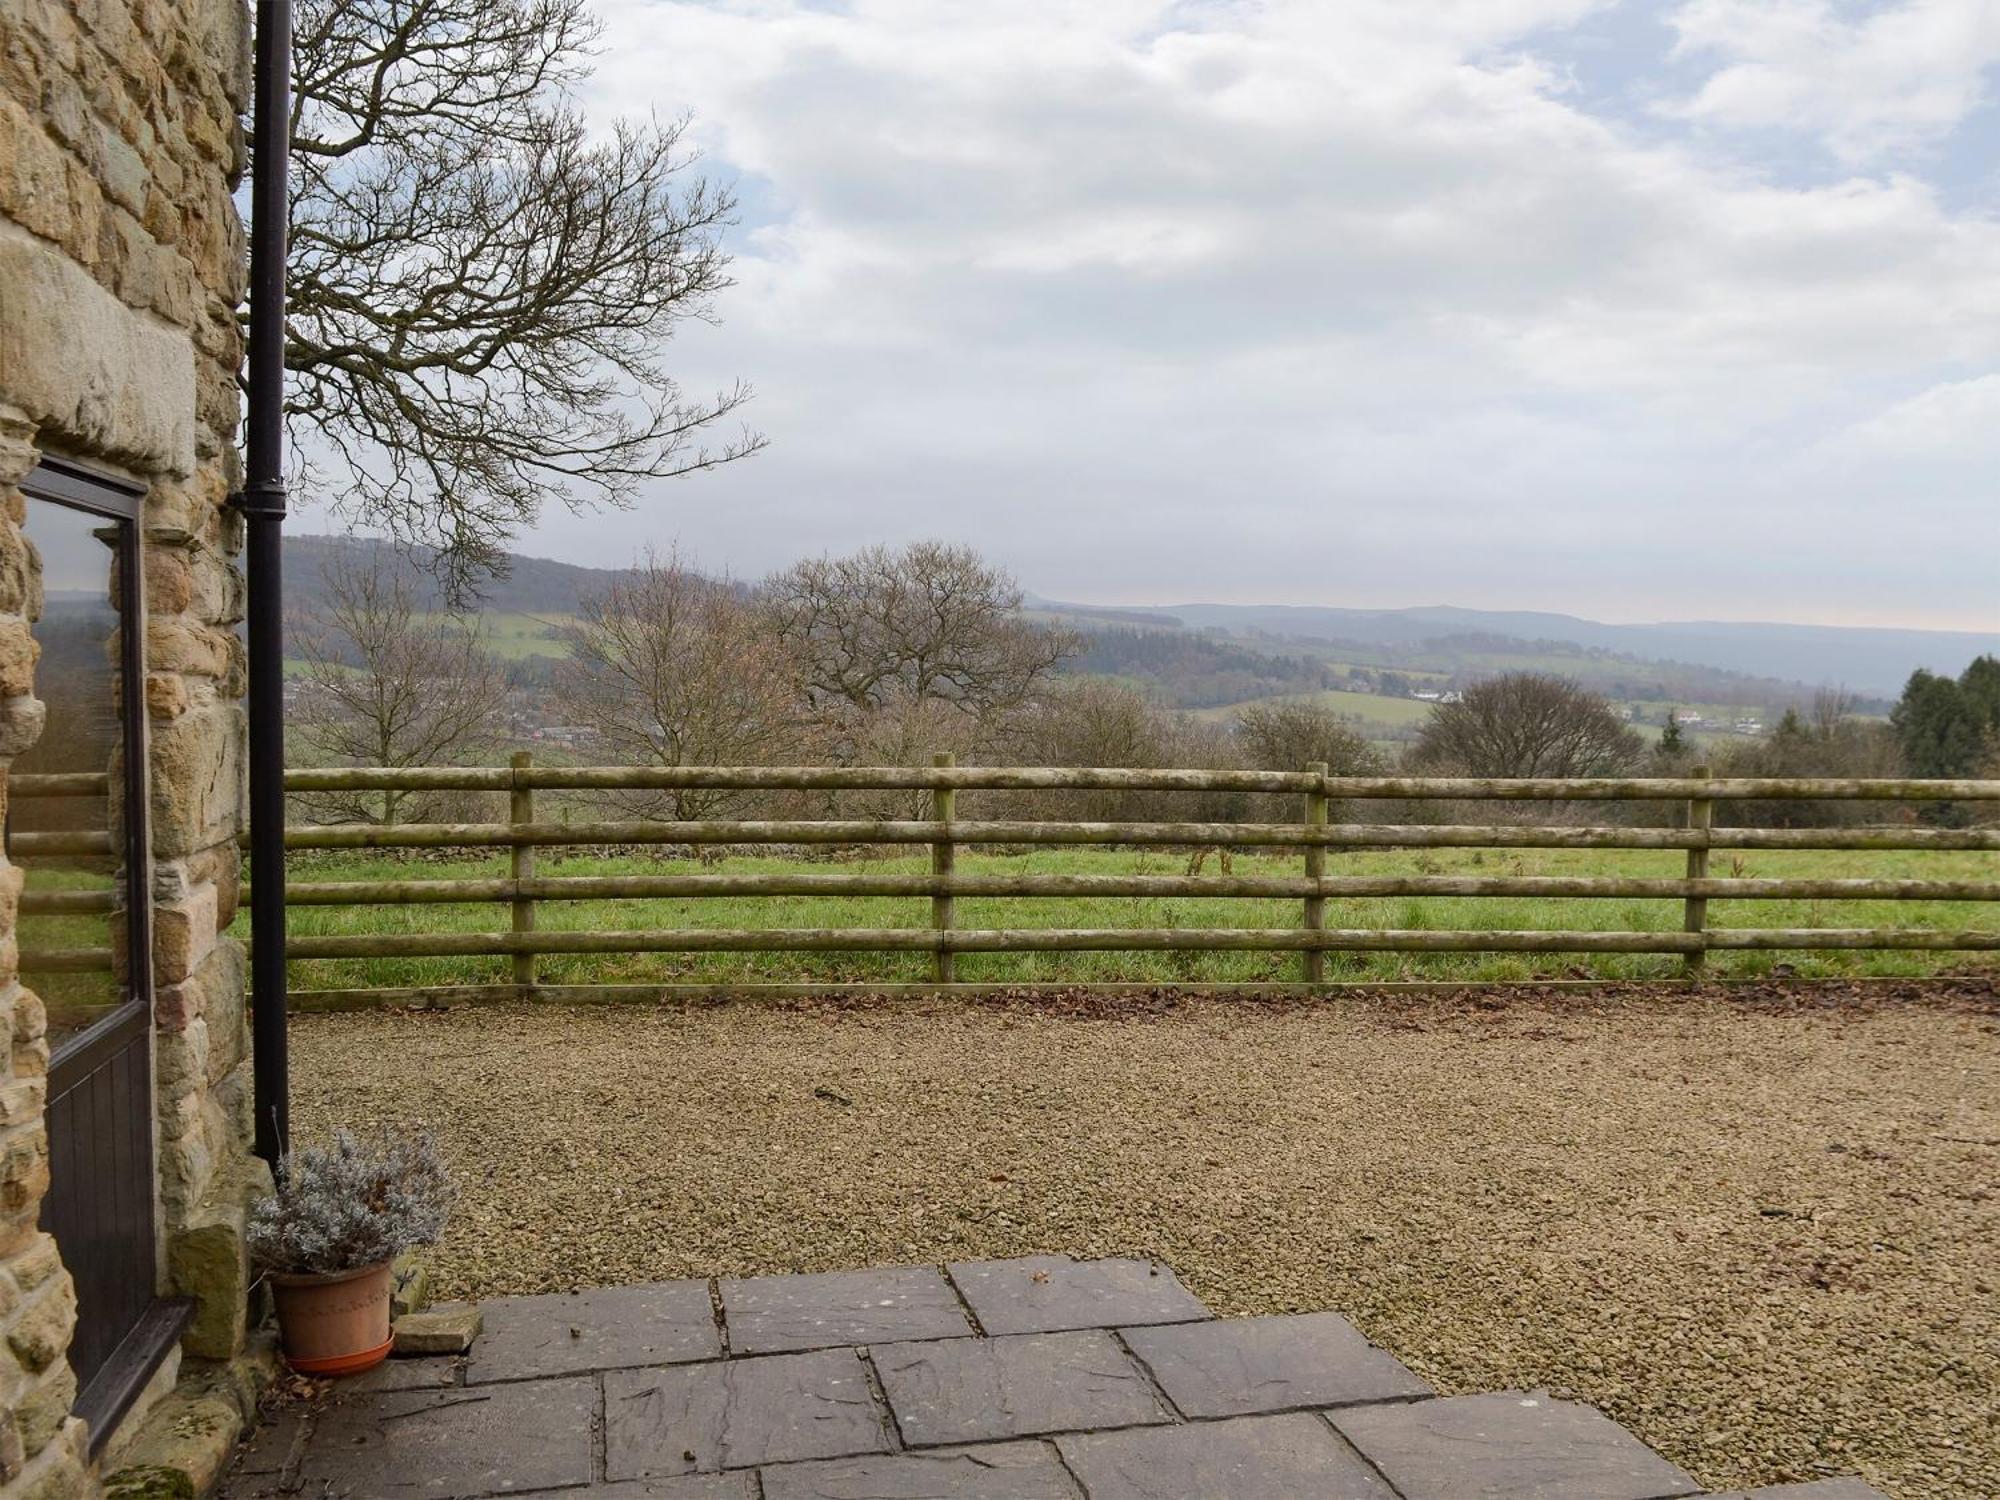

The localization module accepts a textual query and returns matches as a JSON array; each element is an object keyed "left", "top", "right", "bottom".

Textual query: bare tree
[
  {"left": 1406, "top": 673, "right": 1644, "bottom": 778},
  {"left": 289, "top": 546, "right": 508, "bottom": 823},
  {"left": 284, "top": 0, "right": 764, "bottom": 592},
  {"left": 1233, "top": 699, "right": 1384, "bottom": 775},
  {"left": 763, "top": 541, "right": 1081, "bottom": 761},
  {"left": 1012, "top": 680, "right": 1248, "bottom": 825},
  {"left": 554, "top": 549, "right": 803, "bottom": 819}
]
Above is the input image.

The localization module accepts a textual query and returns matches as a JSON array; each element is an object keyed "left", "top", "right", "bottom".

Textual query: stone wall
[{"left": 1, "top": 0, "right": 254, "bottom": 1495}]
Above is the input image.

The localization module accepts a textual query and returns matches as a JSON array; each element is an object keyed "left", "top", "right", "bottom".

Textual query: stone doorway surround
[
  {"left": 219, "top": 1255, "right": 1889, "bottom": 1500},
  {"left": 3, "top": 0, "right": 262, "bottom": 1490}
]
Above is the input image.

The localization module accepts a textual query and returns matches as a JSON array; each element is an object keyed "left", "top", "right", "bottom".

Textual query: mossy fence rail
[{"left": 13, "top": 758, "right": 2000, "bottom": 1005}]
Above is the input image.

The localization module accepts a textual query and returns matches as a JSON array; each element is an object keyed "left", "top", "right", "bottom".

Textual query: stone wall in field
[{"left": 1, "top": 0, "right": 254, "bottom": 1494}]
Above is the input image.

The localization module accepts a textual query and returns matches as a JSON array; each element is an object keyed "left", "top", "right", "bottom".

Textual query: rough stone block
[
  {"left": 296, "top": 1377, "right": 597, "bottom": 1497},
  {"left": 152, "top": 880, "right": 217, "bottom": 984},
  {"left": 946, "top": 1256, "right": 1207, "bottom": 1337},
  {"left": 108, "top": 1381, "right": 243, "bottom": 1497},
  {"left": 0, "top": 221, "right": 196, "bottom": 474},
  {"left": 5, "top": 1274, "right": 76, "bottom": 1373},
  {"left": 604, "top": 1350, "right": 889, "bottom": 1477},
  {"left": 391, "top": 1303, "right": 481, "bottom": 1356},
  {"left": 167, "top": 1206, "right": 248, "bottom": 1359},
  {"left": 1331, "top": 1392, "right": 1701, "bottom": 1500},
  {"left": 719, "top": 1265, "right": 971, "bottom": 1356},
  {"left": 146, "top": 701, "right": 243, "bottom": 857},
  {"left": 1120, "top": 1311, "right": 1430, "bottom": 1418},
  {"left": 1057, "top": 1412, "right": 1398, "bottom": 1500},
  {"left": 872, "top": 1329, "right": 1167, "bottom": 1448},
  {"left": 759, "top": 1442, "right": 1076, "bottom": 1500},
  {"left": 14, "top": 1358, "right": 76, "bottom": 1456},
  {"left": 466, "top": 1280, "right": 719, "bottom": 1385}
]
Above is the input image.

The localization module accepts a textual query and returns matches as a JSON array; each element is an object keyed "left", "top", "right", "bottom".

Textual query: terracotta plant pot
[{"left": 270, "top": 1260, "right": 396, "bottom": 1375}]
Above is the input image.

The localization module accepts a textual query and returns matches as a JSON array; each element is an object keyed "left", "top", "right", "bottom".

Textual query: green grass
[
  {"left": 16, "top": 865, "right": 123, "bottom": 1036},
  {"left": 459, "top": 611, "right": 575, "bottom": 660},
  {"left": 244, "top": 844, "right": 2000, "bottom": 992},
  {"left": 1195, "top": 688, "right": 1434, "bottom": 730}
]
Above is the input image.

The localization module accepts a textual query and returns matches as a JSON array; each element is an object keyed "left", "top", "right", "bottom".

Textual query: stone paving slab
[
  {"left": 1056, "top": 1411, "right": 1398, "bottom": 1500},
  {"left": 1120, "top": 1311, "right": 1431, "bottom": 1418},
  {"left": 759, "top": 1441, "right": 1078, "bottom": 1499},
  {"left": 947, "top": 1256, "right": 1208, "bottom": 1336},
  {"left": 873, "top": 1329, "right": 1170, "bottom": 1447},
  {"left": 347, "top": 1353, "right": 463, "bottom": 1393},
  {"left": 516, "top": 1480, "right": 757, "bottom": 1499},
  {"left": 295, "top": 1375, "right": 598, "bottom": 1497},
  {"left": 721, "top": 1265, "right": 973, "bottom": 1354},
  {"left": 604, "top": 1347, "right": 889, "bottom": 1477},
  {"left": 218, "top": 1257, "right": 1896, "bottom": 1500},
  {"left": 1332, "top": 1390, "right": 1703, "bottom": 1500},
  {"left": 467, "top": 1279, "right": 721, "bottom": 1384}
]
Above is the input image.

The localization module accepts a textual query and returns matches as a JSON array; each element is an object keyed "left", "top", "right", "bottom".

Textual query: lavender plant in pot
[{"left": 249, "top": 1127, "right": 454, "bottom": 1375}]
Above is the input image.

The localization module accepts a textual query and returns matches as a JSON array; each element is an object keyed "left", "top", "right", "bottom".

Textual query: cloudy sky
[{"left": 348, "top": 1, "right": 2000, "bottom": 626}]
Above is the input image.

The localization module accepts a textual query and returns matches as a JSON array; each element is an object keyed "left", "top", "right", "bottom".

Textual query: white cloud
[
  {"left": 1665, "top": 0, "right": 2000, "bottom": 164},
  {"left": 490, "top": 0, "right": 2000, "bottom": 628}
]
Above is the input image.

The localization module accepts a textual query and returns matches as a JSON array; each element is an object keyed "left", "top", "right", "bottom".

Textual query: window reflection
[{"left": 8, "top": 498, "right": 129, "bottom": 1052}]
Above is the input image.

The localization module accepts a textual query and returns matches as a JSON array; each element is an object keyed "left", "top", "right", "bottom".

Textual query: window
[{"left": 7, "top": 459, "right": 151, "bottom": 1052}]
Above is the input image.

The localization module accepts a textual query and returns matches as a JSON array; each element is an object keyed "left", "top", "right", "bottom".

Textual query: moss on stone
[{"left": 103, "top": 1465, "right": 196, "bottom": 1500}]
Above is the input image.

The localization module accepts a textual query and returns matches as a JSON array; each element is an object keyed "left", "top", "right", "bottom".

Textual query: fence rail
[{"left": 10, "top": 761, "right": 2000, "bottom": 1002}]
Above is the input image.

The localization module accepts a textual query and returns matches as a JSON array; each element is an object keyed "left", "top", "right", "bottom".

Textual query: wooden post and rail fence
[{"left": 10, "top": 760, "right": 2000, "bottom": 1006}]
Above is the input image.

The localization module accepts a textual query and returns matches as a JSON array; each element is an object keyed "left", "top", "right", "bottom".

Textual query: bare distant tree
[
  {"left": 554, "top": 550, "right": 803, "bottom": 819},
  {"left": 1234, "top": 699, "right": 1384, "bottom": 775},
  {"left": 763, "top": 541, "right": 1081, "bottom": 760},
  {"left": 1017, "top": 679, "right": 1166, "bottom": 772},
  {"left": 1012, "top": 680, "right": 1247, "bottom": 824},
  {"left": 1406, "top": 673, "right": 1644, "bottom": 778},
  {"left": 289, "top": 547, "right": 507, "bottom": 823},
  {"left": 284, "top": 0, "right": 764, "bottom": 592}
]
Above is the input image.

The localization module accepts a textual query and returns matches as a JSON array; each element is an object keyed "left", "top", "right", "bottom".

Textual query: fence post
[
  {"left": 1304, "top": 761, "right": 1328, "bottom": 985},
  {"left": 931, "top": 751, "right": 956, "bottom": 985},
  {"left": 510, "top": 750, "right": 537, "bottom": 1000},
  {"left": 1682, "top": 763, "right": 1711, "bottom": 976}
]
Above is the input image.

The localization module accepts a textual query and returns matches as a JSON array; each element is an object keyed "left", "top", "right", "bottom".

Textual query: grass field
[
  {"left": 252, "top": 843, "right": 2000, "bottom": 994},
  {"left": 1193, "top": 687, "right": 1435, "bottom": 731}
]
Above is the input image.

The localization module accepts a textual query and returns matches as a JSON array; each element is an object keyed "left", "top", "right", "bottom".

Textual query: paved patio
[{"left": 218, "top": 1255, "right": 1889, "bottom": 1499}]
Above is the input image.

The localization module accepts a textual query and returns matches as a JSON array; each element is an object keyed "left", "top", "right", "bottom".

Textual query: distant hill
[
  {"left": 286, "top": 534, "right": 616, "bottom": 617},
  {"left": 1036, "top": 599, "right": 1998, "bottom": 699},
  {"left": 282, "top": 536, "right": 1988, "bottom": 704}
]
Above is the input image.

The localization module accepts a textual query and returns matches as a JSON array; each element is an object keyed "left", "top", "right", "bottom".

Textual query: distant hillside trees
[
  {"left": 1063, "top": 629, "right": 1327, "bottom": 708},
  {"left": 1709, "top": 691, "right": 1902, "bottom": 826},
  {"left": 555, "top": 550, "right": 804, "bottom": 819},
  {"left": 288, "top": 549, "right": 507, "bottom": 823},
  {"left": 1893, "top": 657, "right": 2000, "bottom": 778},
  {"left": 286, "top": 0, "right": 763, "bottom": 590},
  {"left": 1406, "top": 673, "right": 1644, "bottom": 778}
]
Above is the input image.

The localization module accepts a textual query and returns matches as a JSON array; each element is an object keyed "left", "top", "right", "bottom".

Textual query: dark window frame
[
  {"left": 14, "top": 454, "right": 185, "bottom": 1453},
  {"left": 18, "top": 455, "right": 155, "bottom": 1060}
]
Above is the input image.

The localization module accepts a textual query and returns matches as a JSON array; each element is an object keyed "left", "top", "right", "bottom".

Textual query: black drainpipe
[{"left": 241, "top": 0, "right": 293, "bottom": 1169}]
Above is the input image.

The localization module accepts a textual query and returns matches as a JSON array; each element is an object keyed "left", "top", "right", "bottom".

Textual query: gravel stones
[{"left": 290, "top": 988, "right": 1998, "bottom": 1498}]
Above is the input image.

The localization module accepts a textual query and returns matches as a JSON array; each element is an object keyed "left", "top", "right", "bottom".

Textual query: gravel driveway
[{"left": 291, "top": 983, "right": 1999, "bottom": 1500}]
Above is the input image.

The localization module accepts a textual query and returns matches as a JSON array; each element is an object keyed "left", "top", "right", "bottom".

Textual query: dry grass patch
[{"left": 291, "top": 983, "right": 1999, "bottom": 1500}]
